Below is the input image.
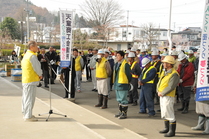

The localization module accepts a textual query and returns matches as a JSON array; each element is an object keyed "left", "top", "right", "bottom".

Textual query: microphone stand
[{"left": 39, "top": 54, "right": 67, "bottom": 121}]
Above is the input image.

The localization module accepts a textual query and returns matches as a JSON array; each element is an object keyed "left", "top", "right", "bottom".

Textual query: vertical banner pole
[
  {"left": 196, "top": 0, "right": 209, "bottom": 102},
  {"left": 60, "top": 10, "right": 74, "bottom": 97}
]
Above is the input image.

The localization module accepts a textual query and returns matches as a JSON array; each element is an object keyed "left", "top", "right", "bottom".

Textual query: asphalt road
[{"left": 39, "top": 75, "right": 209, "bottom": 139}]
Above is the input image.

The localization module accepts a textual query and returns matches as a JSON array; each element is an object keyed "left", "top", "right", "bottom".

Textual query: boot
[
  {"left": 191, "top": 115, "right": 205, "bottom": 130},
  {"left": 95, "top": 94, "right": 103, "bottom": 107},
  {"left": 132, "top": 101, "right": 137, "bottom": 106},
  {"left": 118, "top": 105, "right": 128, "bottom": 119},
  {"left": 177, "top": 102, "right": 185, "bottom": 111},
  {"left": 182, "top": 102, "right": 189, "bottom": 114},
  {"left": 101, "top": 95, "right": 108, "bottom": 109},
  {"left": 202, "top": 117, "right": 209, "bottom": 135},
  {"left": 164, "top": 121, "right": 176, "bottom": 137},
  {"left": 159, "top": 120, "right": 169, "bottom": 133},
  {"left": 115, "top": 104, "right": 122, "bottom": 117}
]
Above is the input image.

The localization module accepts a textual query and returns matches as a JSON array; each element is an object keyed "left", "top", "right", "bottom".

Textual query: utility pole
[
  {"left": 167, "top": 0, "right": 172, "bottom": 54},
  {"left": 126, "top": 10, "right": 129, "bottom": 42},
  {"left": 158, "top": 24, "right": 160, "bottom": 47},
  {"left": 26, "top": 0, "right": 30, "bottom": 42}
]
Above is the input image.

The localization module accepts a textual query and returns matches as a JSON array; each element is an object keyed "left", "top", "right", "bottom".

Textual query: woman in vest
[
  {"left": 127, "top": 52, "right": 141, "bottom": 106},
  {"left": 157, "top": 56, "right": 180, "bottom": 137},
  {"left": 114, "top": 51, "right": 132, "bottom": 119},
  {"left": 22, "top": 41, "right": 42, "bottom": 122}
]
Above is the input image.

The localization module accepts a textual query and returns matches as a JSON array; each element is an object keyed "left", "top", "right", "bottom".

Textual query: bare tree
[
  {"left": 141, "top": 23, "right": 158, "bottom": 49},
  {"left": 80, "top": 0, "right": 124, "bottom": 27},
  {"left": 80, "top": 0, "right": 124, "bottom": 42}
]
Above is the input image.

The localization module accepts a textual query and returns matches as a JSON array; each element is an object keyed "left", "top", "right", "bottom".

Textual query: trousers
[
  {"left": 160, "top": 96, "right": 175, "bottom": 122},
  {"left": 75, "top": 71, "right": 82, "bottom": 90},
  {"left": 115, "top": 90, "right": 128, "bottom": 105},
  {"left": 91, "top": 69, "right": 97, "bottom": 89},
  {"left": 22, "top": 83, "right": 37, "bottom": 119},
  {"left": 178, "top": 85, "right": 192, "bottom": 103},
  {"left": 139, "top": 83, "right": 155, "bottom": 115},
  {"left": 129, "top": 78, "right": 139, "bottom": 102},
  {"left": 97, "top": 79, "right": 108, "bottom": 95}
]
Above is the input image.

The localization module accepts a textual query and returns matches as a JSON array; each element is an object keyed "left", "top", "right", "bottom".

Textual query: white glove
[
  {"left": 87, "top": 64, "right": 90, "bottom": 67},
  {"left": 50, "top": 60, "right": 55, "bottom": 65},
  {"left": 179, "top": 79, "right": 183, "bottom": 83}
]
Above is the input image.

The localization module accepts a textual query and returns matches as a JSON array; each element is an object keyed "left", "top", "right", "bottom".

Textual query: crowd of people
[{"left": 20, "top": 41, "right": 208, "bottom": 137}]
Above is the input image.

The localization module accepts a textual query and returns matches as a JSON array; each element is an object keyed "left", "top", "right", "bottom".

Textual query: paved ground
[
  {"left": 2, "top": 74, "right": 209, "bottom": 139},
  {"left": 0, "top": 77, "right": 146, "bottom": 139}
]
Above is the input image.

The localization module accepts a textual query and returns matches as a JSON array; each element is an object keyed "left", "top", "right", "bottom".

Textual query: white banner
[
  {"left": 14, "top": 45, "right": 21, "bottom": 57},
  {"left": 60, "top": 10, "right": 73, "bottom": 67},
  {"left": 196, "top": 0, "right": 209, "bottom": 102}
]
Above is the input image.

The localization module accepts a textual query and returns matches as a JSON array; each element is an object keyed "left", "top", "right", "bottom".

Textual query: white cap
[
  {"left": 188, "top": 50, "right": 194, "bottom": 54},
  {"left": 170, "top": 50, "right": 178, "bottom": 56},
  {"left": 151, "top": 50, "right": 159, "bottom": 55},
  {"left": 178, "top": 53, "right": 187, "bottom": 61},
  {"left": 104, "top": 49, "right": 111, "bottom": 54},
  {"left": 125, "top": 50, "right": 130, "bottom": 54},
  {"left": 142, "top": 57, "right": 151, "bottom": 67},
  {"left": 130, "top": 47, "right": 136, "bottom": 52},
  {"left": 127, "top": 52, "right": 136, "bottom": 58},
  {"left": 98, "top": 49, "right": 104, "bottom": 54},
  {"left": 141, "top": 49, "right": 146, "bottom": 52}
]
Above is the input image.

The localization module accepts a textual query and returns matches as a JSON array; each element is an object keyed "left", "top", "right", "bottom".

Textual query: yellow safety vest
[
  {"left": 129, "top": 61, "right": 139, "bottom": 78},
  {"left": 158, "top": 63, "right": 163, "bottom": 78},
  {"left": 96, "top": 57, "right": 108, "bottom": 78},
  {"left": 151, "top": 60, "right": 160, "bottom": 75},
  {"left": 142, "top": 66, "right": 156, "bottom": 84},
  {"left": 75, "top": 56, "right": 82, "bottom": 71},
  {"left": 118, "top": 60, "right": 129, "bottom": 84},
  {"left": 157, "top": 68, "right": 179, "bottom": 97},
  {"left": 21, "top": 50, "right": 40, "bottom": 83}
]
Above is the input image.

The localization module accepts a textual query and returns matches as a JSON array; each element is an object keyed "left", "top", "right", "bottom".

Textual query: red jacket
[{"left": 177, "top": 61, "right": 194, "bottom": 86}]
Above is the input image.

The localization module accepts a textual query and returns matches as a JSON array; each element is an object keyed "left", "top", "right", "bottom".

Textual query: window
[{"left": 163, "top": 31, "right": 167, "bottom": 36}]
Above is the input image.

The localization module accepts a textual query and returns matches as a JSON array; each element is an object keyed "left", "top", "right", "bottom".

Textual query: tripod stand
[{"left": 39, "top": 57, "right": 67, "bottom": 121}]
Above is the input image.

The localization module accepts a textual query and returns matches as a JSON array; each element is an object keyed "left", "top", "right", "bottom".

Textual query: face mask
[{"left": 97, "top": 55, "right": 102, "bottom": 59}]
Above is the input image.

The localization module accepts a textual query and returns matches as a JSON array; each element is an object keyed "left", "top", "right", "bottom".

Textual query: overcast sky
[{"left": 30, "top": 0, "right": 205, "bottom": 31}]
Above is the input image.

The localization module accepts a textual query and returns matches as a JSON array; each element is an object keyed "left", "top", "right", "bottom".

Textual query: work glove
[{"left": 179, "top": 79, "right": 183, "bottom": 83}]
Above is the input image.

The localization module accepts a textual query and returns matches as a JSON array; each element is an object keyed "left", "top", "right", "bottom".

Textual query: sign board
[
  {"left": 196, "top": 0, "right": 209, "bottom": 102},
  {"left": 26, "top": 17, "right": 36, "bottom": 22},
  {"left": 59, "top": 10, "right": 73, "bottom": 67}
]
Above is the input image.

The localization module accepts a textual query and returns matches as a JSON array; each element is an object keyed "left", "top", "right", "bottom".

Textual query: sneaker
[
  {"left": 24, "top": 116, "right": 38, "bottom": 122},
  {"left": 77, "top": 90, "right": 81, "bottom": 93}
]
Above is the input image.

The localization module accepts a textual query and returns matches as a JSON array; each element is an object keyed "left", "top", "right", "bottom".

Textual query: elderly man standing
[
  {"left": 114, "top": 51, "right": 132, "bottom": 119},
  {"left": 89, "top": 48, "right": 98, "bottom": 92},
  {"left": 22, "top": 41, "right": 42, "bottom": 122},
  {"left": 95, "top": 49, "right": 112, "bottom": 109},
  {"left": 157, "top": 56, "right": 180, "bottom": 137},
  {"left": 177, "top": 53, "right": 195, "bottom": 114},
  {"left": 139, "top": 57, "right": 156, "bottom": 116}
]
